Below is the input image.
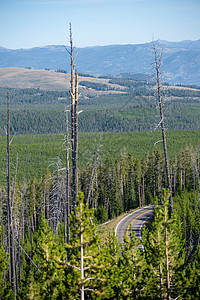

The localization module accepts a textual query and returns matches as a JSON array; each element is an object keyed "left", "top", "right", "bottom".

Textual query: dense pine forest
[
  {"left": 1, "top": 44, "right": 200, "bottom": 298},
  {"left": 0, "top": 78, "right": 200, "bottom": 136},
  {"left": 0, "top": 143, "right": 200, "bottom": 298},
  {"left": 0, "top": 130, "right": 200, "bottom": 182}
]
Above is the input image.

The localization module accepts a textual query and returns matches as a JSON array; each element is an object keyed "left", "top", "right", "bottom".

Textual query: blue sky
[{"left": 0, "top": 0, "right": 199, "bottom": 49}]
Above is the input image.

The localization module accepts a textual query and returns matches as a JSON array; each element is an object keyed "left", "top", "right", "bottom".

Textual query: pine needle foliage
[{"left": 19, "top": 217, "right": 66, "bottom": 299}]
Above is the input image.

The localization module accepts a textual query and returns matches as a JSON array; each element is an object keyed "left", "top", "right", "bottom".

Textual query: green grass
[{"left": 96, "top": 209, "right": 135, "bottom": 240}]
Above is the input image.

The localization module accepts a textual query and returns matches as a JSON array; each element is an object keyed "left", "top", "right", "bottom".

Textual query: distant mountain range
[{"left": 0, "top": 40, "right": 200, "bottom": 85}]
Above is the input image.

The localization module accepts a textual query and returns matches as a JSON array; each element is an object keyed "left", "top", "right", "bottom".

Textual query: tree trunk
[
  {"left": 193, "top": 167, "right": 196, "bottom": 214},
  {"left": 69, "top": 24, "right": 79, "bottom": 214},
  {"left": 153, "top": 42, "right": 173, "bottom": 217},
  {"left": 184, "top": 214, "right": 187, "bottom": 254},
  {"left": 65, "top": 111, "right": 70, "bottom": 242},
  {"left": 142, "top": 174, "right": 145, "bottom": 206},
  {"left": 86, "top": 137, "right": 101, "bottom": 205},
  {"left": 74, "top": 71, "right": 79, "bottom": 203},
  {"left": 7, "top": 89, "right": 16, "bottom": 299},
  {"left": 138, "top": 185, "right": 141, "bottom": 208},
  {"left": 80, "top": 202, "right": 84, "bottom": 300},
  {"left": 164, "top": 205, "right": 171, "bottom": 300}
]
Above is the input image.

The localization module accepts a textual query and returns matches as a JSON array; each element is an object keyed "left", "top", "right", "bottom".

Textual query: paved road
[{"left": 115, "top": 206, "right": 154, "bottom": 245}]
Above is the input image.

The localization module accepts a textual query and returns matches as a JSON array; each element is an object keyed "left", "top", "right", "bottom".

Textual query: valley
[{"left": 0, "top": 53, "right": 200, "bottom": 299}]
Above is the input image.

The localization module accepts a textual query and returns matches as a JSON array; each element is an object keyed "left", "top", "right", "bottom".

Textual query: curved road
[{"left": 115, "top": 205, "right": 154, "bottom": 247}]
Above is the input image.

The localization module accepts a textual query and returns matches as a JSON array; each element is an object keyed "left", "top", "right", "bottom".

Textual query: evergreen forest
[{"left": 0, "top": 50, "right": 200, "bottom": 298}]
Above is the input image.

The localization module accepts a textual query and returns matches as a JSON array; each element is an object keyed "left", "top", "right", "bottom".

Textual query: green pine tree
[
  {"left": 65, "top": 192, "right": 104, "bottom": 300},
  {"left": 187, "top": 243, "right": 200, "bottom": 299},
  {"left": 142, "top": 189, "right": 186, "bottom": 299},
  {"left": 99, "top": 231, "right": 122, "bottom": 299},
  {"left": 19, "top": 216, "right": 66, "bottom": 299},
  {"left": 0, "top": 227, "right": 14, "bottom": 299}
]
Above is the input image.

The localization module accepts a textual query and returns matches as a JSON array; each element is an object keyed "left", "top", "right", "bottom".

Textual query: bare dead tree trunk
[
  {"left": 12, "top": 154, "right": 19, "bottom": 294},
  {"left": 138, "top": 185, "right": 141, "bottom": 208},
  {"left": 184, "top": 214, "right": 187, "bottom": 253},
  {"left": 193, "top": 166, "right": 196, "bottom": 214},
  {"left": 74, "top": 71, "right": 79, "bottom": 203},
  {"left": 153, "top": 42, "right": 173, "bottom": 217},
  {"left": 69, "top": 24, "right": 75, "bottom": 211},
  {"left": 43, "top": 184, "right": 46, "bottom": 219},
  {"left": 86, "top": 136, "right": 102, "bottom": 205},
  {"left": 65, "top": 110, "right": 70, "bottom": 242},
  {"left": 142, "top": 174, "right": 145, "bottom": 206},
  {"left": 173, "top": 159, "right": 177, "bottom": 196},
  {"left": 12, "top": 153, "right": 19, "bottom": 209},
  {"left": 53, "top": 162, "right": 59, "bottom": 234},
  {"left": 164, "top": 204, "right": 171, "bottom": 300},
  {"left": 69, "top": 23, "right": 79, "bottom": 214},
  {"left": 157, "top": 228, "right": 163, "bottom": 292},
  {"left": 33, "top": 200, "right": 36, "bottom": 233},
  {"left": 7, "top": 88, "right": 11, "bottom": 283},
  {"left": 80, "top": 202, "right": 85, "bottom": 300},
  {"left": 7, "top": 89, "right": 16, "bottom": 299}
]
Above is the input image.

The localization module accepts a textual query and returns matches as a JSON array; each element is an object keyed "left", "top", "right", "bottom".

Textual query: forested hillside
[
  {"left": 0, "top": 77, "right": 200, "bottom": 135},
  {"left": 0, "top": 69, "right": 200, "bottom": 298},
  {"left": 0, "top": 142, "right": 200, "bottom": 298}
]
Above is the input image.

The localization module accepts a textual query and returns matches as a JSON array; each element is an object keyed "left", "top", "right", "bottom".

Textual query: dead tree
[
  {"left": 65, "top": 109, "right": 70, "bottom": 242},
  {"left": 74, "top": 71, "right": 79, "bottom": 208},
  {"left": 86, "top": 136, "right": 102, "bottom": 205},
  {"left": 69, "top": 24, "right": 79, "bottom": 214},
  {"left": 164, "top": 202, "right": 171, "bottom": 300},
  {"left": 153, "top": 42, "right": 173, "bottom": 217},
  {"left": 7, "top": 89, "right": 16, "bottom": 298}
]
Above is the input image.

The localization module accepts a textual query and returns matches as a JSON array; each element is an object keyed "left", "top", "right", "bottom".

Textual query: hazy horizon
[{"left": 1, "top": 38, "right": 200, "bottom": 51}]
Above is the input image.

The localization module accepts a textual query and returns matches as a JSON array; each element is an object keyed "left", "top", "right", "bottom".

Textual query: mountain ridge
[{"left": 0, "top": 39, "right": 200, "bottom": 85}]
